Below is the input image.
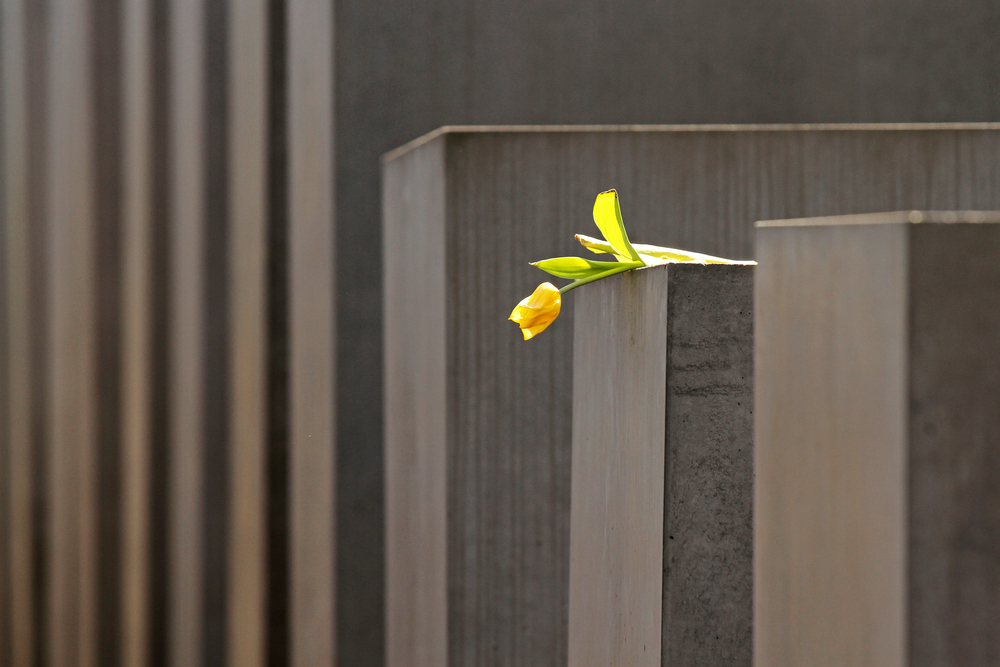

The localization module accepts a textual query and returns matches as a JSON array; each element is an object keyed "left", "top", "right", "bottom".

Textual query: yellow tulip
[{"left": 509, "top": 282, "right": 562, "bottom": 340}]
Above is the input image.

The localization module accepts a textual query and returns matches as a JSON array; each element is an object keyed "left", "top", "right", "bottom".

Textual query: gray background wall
[{"left": 342, "top": 1, "right": 1000, "bottom": 663}]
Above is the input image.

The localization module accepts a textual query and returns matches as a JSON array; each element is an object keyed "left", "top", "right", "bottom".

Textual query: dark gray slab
[
  {"left": 383, "top": 125, "right": 1000, "bottom": 665},
  {"left": 348, "top": 5, "right": 1000, "bottom": 657},
  {"left": 662, "top": 265, "right": 754, "bottom": 666},
  {"left": 1, "top": 1, "right": 41, "bottom": 664},
  {"left": 755, "top": 211, "right": 1000, "bottom": 666},
  {"left": 568, "top": 264, "right": 753, "bottom": 667}
]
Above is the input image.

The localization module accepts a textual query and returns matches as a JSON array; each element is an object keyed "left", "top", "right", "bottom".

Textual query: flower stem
[{"left": 557, "top": 261, "right": 643, "bottom": 295}]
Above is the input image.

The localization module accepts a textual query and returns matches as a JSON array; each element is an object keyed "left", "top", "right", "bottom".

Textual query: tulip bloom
[
  {"left": 510, "top": 190, "right": 751, "bottom": 340},
  {"left": 509, "top": 282, "right": 562, "bottom": 340}
]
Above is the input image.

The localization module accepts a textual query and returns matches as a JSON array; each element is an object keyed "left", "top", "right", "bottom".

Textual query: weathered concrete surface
[
  {"left": 907, "top": 220, "right": 1000, "bottom": 666},
  {"left": 755, "top": 212, "right": 1000, "bottom": 667},
  {"left": 568, "top": 263, "right": 753, "bottom": 666},
  {"left": 383, "top": 137, "right": 447, "bottom": 667},
  {"left": 346, "top": 4, "right": 1000, "bottom": 658},
  {"left": 663, "top": 265, "right": 754, "bottom": 666},
  {"left": 569, "top": 266, "right": 669, "bottom": 667}
]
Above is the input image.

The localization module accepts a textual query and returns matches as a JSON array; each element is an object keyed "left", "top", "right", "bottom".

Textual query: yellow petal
[
  {"left": 509, "top": 282, "right": 561, "bottom": 339},
  {"left": 575, "top": 233, "right": 625, "bottom": 258},
  {"left": 521, "top": 322, "right": 551, "bottom": 340}
]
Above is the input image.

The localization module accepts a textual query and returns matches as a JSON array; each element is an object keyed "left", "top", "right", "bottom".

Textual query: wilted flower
[{"left": 509, "top": 282, "right": 562, "bottom": 340}]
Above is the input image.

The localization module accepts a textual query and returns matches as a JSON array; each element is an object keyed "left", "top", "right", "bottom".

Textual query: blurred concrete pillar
[
  {"left": 166, "top": 0, "right": 210, "bottom": 663},
  {"left": 45, "top": 0, "right": 102, "bottom": 663},
  {"left": 568, "top": 264, "right": 753, "bottom": 666},
  {"left": 755, "top": 211, "right": 1000, "bottom": 666},
  {"left": 288, "top": 0, "right": 337, "bottom": 665},
  {"left": 227, "top": 1, "right": 270, "bottom": 666},
  {"left": 120, "top": 0, "right": 161, "bottom": 664},
  {"left": 0, "top": 0, "right": 333, "bottom": 665},
  {"left": 1, "top": 0, "right": 45, "bottom": 664},
  {"left": 167, "top": 0, "right": 290, "bottom": 665}
]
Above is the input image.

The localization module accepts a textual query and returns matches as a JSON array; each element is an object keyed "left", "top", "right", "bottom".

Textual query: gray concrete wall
[
  {"left": 382, "top": 126, "right": 1000, "bottom": 665},
  {"left": 570, "top": 266, "right": 670, "bottom": 667},
  {"left": 568, "top": 264, "right": 753, "bottom": 667},
  {"left": 383, "top": 137, "right": 447, "bottom": 667},
  {"left": 755, "top": 211, "right": 1000, "bottom": 666},
  {"left": 347, "top": 4, "right": 1000, "bottom": 661}
]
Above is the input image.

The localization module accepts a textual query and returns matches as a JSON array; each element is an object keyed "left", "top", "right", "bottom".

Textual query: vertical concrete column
[
  {"left": 755, "top": 211, "right": 1000, "bottom": 666},
  {"left": 384, "top": 137, "right": 447, "bottom": 667},
  {"left": 288, "top": 0, "right": 337, "bottom": 665},
  {"left": 120, "top": 0, "right": 157, "bottom": 663},
  {"left": 167, "top": 0, "right": 208, "bottom": 663},
  {"left": 46, "top": 1, "right": 99, "bottom": 663},
  {"left": 227, "top": 1, "right": 270, "bottom": 665},
  {"left": 1, "top": 0, "right": 41, "bottom": 663},
  {"left": 568, "top": 264, "right": 753, "bottom": 667}
]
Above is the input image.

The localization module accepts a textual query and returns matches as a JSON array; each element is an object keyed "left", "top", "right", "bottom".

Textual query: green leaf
[
  {"left": 592, "top": 190, "right": 640, "bottom": 262},
  {"left": 531, "top": 256, "right": 628, "bottom": 279}
]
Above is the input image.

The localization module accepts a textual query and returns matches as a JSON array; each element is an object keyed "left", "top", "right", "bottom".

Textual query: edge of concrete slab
[
  {"left": 757, "top": 210, "right": 1000, "bottom": 227},
  {"left": 382, "top": 122, "right": 1000, "bottom": 164}
]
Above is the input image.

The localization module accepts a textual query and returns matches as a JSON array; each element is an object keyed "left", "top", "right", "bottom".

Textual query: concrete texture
[
  {"left": 662, "top": 265, "right": 754, "bottom": 666},
  {"left": 907, "top": 220, "right": 1000, "bottom": 665},
  {"left": 755, "top": 212, "right": 1000, "bottom": 666},
  {"left": 383, "top": 127, "right": 1000, "bottom": 665},
  {"left": 346, "top": 4, "right": 1000, "bottom": 660},
  {"left": 288, "top": 1, "right": 338, "bottom": 666},
  {"left": 383, "top": 136, "right": 447, "bottom": 667},
  {"left": 569, "top": 266, "right": 669, "bottom": 667},
  {"left": 568, "top": 264, "right": 753, "bottom": 667}
]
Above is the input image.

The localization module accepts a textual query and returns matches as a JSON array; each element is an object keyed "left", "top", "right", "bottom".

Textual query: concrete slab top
[
  {"left": 382, "top": 122, "right": 1000, "bottom": 163},
  {"left": 757, "top": 210, "right": 1000, "bottom": 228}
]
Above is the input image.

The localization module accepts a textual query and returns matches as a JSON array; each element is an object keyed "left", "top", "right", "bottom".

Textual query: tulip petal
[
  {"left": 522, "top": 322, "right": 549, "bottom": 340},
  {"left": 509, "top": 282, "right": 561, "bottom": 340},
  {"left": 575, "top": 233, "right": 620, "bottom": 257},
  {"left": 593, "top": 190, "right": 640, "bottom": 262},
  {"left": 531, "top": 256, "right": 624, "bottom": 280}
]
